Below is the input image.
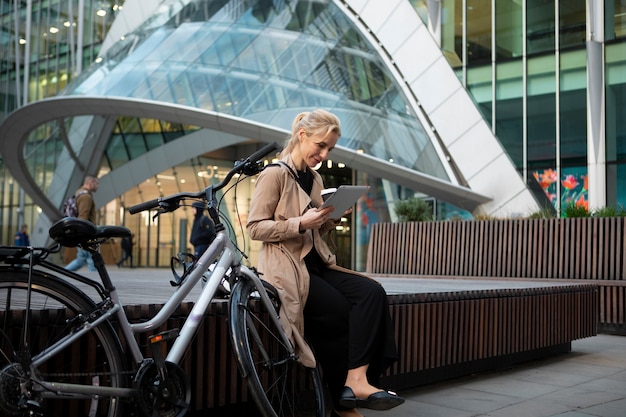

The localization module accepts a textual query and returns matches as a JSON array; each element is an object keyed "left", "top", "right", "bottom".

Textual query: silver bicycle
[{"left": 0, "top": 142, "right": 326, "bottom": 417}]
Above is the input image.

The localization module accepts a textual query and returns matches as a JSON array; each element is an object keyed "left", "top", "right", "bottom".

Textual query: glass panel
[
  {"left": 527, "top": 0, "right": 555, "bottom": 55},
  {"left": 495, "top": 61, "right": 524, "bottom": 168},
  {"left": 105, "top": 134, "right": 130, "bottom": 170},
  {"left": 441, "top": 0, "right": 463, "bottom": 67},
  {"left": 527, "top": 55, "right": 556, "bottom": 195},
  {"left": 606, "top": 0, "right": 626, "bottom": 40},
  {"left": 466, "top": 0, "right": 491, "bottom": 66},
  {"left": 467, "top": 66, "right": 492, "bottom": 124},
  {"left": 612, "top": 164, "right": 626, "bottom": 209},
  {"left": 559, "top": 50, "right": 587, "bottom": 163},
  {"left": 559, "top": 1, "right": 585, "bottom": 49},
  {"left": 23, "top": 120, "right": 64, "bottom": 195},
  {"left": 559, "top": 89, "right": 586, "bottom": 159},
  {"left": 561, "top": 166, "right": 588, "bottom": 209},
  {"left": 496, "top": 0, "right": 523, "bottom": 60},
  {"left": 605, "top": 43, "right": 626, "bottom": 208},
  {"left": 198, "top": 25, "right": 255, "bottom": 67},
  {"left": 62, "top": 0, "right": 451, "bottom": 193}
]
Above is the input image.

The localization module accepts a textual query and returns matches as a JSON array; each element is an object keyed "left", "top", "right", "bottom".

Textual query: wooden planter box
[{"left": 366, "top": 217, "right": 625, "bottom": 335}]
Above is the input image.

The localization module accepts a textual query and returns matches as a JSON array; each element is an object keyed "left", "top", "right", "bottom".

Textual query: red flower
[
  {"left": 541, "top": 169, "right": 558, "bottom": 184},
  {"left": 534, "top": 169, "right": 558, "bottom": 190},
  {"left": 562, "top": 175, "right": 578, "bottom": 190},
  {"left": 575, "top": 195, "right": 588, "bottom": 210}
]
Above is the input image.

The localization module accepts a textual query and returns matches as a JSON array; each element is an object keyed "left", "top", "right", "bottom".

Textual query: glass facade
[
  {"left": 60, "top": 0, "right": 450, "bottom": 269},
  {"left": 437, "top": 0, "right": 626, "bottom": 211},
  {"left": 0, "top": 0, "right": 122, "bottom": 114},
  {"left": 0, "top": 0, "right": 121, "bottom": 244},
  {"left": 2, "top": 0, "right": 449, "bottom": 270},
  {"left": 69, "top": 0, "right": 447, "bottom": 180}
]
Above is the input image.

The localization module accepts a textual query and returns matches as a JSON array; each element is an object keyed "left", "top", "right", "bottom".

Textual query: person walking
[
  {"left": 14, "top": 224, "right": 30, "bottom": 246},
  {"left": 65, "top": 175, "right": 99, "bottom": 271},
  {"left": 190, "top": 201, "right": 216, "bottom": 258},
  {"left": 246, "top": 109, "right": 403, "bottom": 417},
  {"left": 117, "top": 233, "right": 134, "bottom": 267}
]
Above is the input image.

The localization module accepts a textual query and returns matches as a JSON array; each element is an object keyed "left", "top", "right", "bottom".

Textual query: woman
[{"left": 247, "top": 109, "right": 404, "bottom": 417}]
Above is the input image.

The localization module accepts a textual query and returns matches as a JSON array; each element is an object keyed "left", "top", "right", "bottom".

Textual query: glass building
[
  {"left": 439, "top": 0, "right": 625, "bottom": 215},
  {"left": 1, "top": 0, "right": 624, "bottom": 271}
]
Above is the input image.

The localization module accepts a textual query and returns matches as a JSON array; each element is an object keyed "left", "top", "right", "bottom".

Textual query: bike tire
[
  {"left": 229, "top": 277, "right": 326, "bottom": 417},
  {"left": 0, "top": 269, "right": 127, "bottom": 417}
]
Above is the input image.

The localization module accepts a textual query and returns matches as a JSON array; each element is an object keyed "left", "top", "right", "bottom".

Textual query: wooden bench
[
  {"left": 367, "top": 218, "right": 624, "bottom": 334},
  {"left": 383, "top": 281, "right": 596, "bottom": 389},
  {"left": 4, "top": 285, "right": 596, "bottom": 414}
]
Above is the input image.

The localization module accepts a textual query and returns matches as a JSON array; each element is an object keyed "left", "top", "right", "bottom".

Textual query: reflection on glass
[
  {"left": 495, "top": 1, "right": 523, "bottom": 59},
  {"left": 466, "top": 0, "right": 491, "bottom": 65},
  {"left": 606, "top": 0, "right": 626, "bottom": 40},
  {"left": 605, "top": 43, "right": 626, "bottom": 208},
  {"left": 64, "top": 0, "right": 449, "bottom": 180},
  {"left": 527, "top": 56, "right": 556, "bottom": 166},
  {"left": 559, "top": 1, "right": 585, "bottom": 49},
  {"left": 559, "top": 50, "right": 586, "bottom": 164},
  {"left": 467, "top": 66, "right": 492, "bottom": 123},
  {"left": 495, "top": 61, "right": 523, "bottom": 168},
  {"left": 527, "top": 0, "right": 555, "bottom": 55},
  {"left": 441, "top": 0, "right": 463, "bottom": 67}
]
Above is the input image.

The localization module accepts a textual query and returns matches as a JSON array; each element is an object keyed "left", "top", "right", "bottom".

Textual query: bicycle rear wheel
[
  {"left": 0, "top": 269, "right": 127, "bottom": 417},
  {"left": 229, "top": 277, "right": 326, "bottom": 417}
]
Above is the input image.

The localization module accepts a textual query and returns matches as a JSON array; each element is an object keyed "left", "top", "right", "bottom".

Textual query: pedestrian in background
[
  {"left": 190, "top": 201, "right": 216, "bottom": 258},
  {"left": 65, "top": 175, "right": 99, "bottom": 271},
  {"left": 14, "top": 224, "right": 30, "bottom": 246},
  {"left": 117, "top": 233, "right": 134, "bottom": 268}
]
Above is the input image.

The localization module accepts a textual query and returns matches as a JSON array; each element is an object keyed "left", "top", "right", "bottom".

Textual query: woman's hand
[{"left": 299, "top": 206, "right": 334, "bottom": 232}]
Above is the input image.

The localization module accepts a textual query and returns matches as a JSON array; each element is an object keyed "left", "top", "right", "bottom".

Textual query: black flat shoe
[{"left": 338, "top": 386, "right": 405, "bottom": 411}]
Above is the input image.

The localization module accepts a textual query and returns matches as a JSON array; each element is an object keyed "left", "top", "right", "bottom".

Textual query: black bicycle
[{"left": 0, "top": 142, "right": 326, "bottom": 417}]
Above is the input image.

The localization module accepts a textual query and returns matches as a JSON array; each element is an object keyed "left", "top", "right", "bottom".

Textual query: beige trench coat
[{"left": 247, "top": 155, "right": 350, "bottom": 367}]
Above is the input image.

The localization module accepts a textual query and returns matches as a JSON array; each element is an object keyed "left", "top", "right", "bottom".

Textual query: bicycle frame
[{"left": 12, "top": 226, "right": 292, "bottom": 402}]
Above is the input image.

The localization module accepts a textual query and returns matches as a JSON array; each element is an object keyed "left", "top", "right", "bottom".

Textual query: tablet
[{"left": 321, "top": 185, "right": 370, "bottom": 218}]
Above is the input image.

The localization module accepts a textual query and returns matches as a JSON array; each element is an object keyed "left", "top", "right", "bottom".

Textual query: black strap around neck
[{"left": 273, "top": 161, "right": 312, "bottom": 195}]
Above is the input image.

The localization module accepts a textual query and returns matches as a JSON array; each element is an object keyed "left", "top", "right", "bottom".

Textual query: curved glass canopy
[{"left": 64, "top": 0, "right": 449, "bottom": 181}]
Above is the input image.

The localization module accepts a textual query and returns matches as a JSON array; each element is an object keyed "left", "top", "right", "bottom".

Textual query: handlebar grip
[
  {"left": 247, "top": 142, "right": 279, "bottom": 163},
  {"left": 128, "top": 198, "right": 160, "bottom": 214}
]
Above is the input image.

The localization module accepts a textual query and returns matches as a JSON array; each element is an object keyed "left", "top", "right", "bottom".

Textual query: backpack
[{"left": 63, "top": 190, "right": 89, "bottom": 218}]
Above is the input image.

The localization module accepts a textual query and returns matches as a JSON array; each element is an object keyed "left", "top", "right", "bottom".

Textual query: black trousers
[{"left": 303, "top": 252, "right": 398, "bottom": 407}]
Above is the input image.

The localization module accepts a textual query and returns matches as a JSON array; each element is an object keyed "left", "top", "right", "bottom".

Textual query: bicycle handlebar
[{"left": 128, "top": 141, "right": 279, "bottom": 215}]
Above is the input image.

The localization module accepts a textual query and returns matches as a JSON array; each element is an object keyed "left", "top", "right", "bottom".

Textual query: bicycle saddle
[{"left": 49, "top": 217, "right": 131, "bottom": 247}]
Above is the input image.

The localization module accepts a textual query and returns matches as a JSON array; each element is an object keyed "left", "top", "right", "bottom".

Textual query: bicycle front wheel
[
  {"left": 0, "top": 269, "right": 127, "bottom": 417},
  {"left": 229, "top": 277, "right": 326, "bottom": 417}
]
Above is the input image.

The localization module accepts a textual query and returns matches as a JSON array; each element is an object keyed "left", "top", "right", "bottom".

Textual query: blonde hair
[{"left": 280, "top": 109, "right": 341, "bottom": 158}]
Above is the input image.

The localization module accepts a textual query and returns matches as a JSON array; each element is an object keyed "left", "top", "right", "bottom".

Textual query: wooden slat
[{"left": 367, "top": 218, "right": 625, "bottom": 333}]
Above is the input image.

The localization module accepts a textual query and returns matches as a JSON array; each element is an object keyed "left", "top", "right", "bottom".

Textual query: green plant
[
  {"left": 472, "top": 213, "right": 500, "bottom": 220},
  {"left": 591, "top": 206, "right": 626, "bottom": 217},
  {"left": 562, "top": 203, "right": 590, "bottom": 218},
  {"left": 394, "top": 197, "right": 433, "bottom": 222},
  {"left": 527, "top": 207, "right": 557, "bottom": 219}
]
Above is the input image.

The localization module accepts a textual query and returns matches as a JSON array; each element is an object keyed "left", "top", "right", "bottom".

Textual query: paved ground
[
  {"left": 364, "top": 334, "right": 626, "bottom": 417},
  {"left": 71, "top": 266, "right": 625, "bottom": 417}
]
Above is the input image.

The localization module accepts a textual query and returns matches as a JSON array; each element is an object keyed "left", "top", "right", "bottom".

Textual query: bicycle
[{"left": 0, "top": 142, "right": 327, "bottom": 417}]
